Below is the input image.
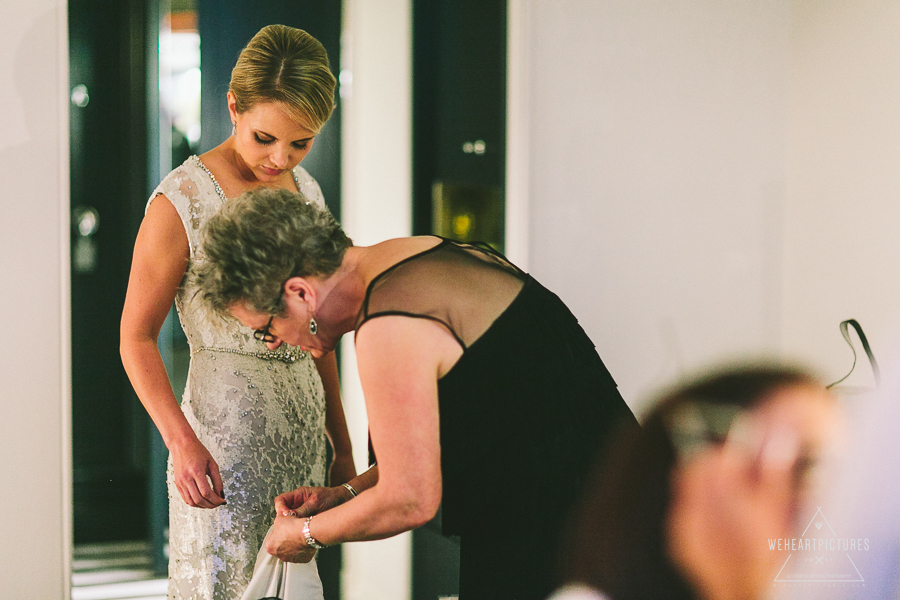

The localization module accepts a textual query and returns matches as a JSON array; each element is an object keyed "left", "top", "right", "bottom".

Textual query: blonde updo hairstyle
[{"left": 229, "top": 24, "right": 336, "bottom": 134}]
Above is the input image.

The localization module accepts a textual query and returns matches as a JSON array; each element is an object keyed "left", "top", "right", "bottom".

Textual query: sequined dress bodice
[{"left": 148, "top": 156, "right": 328, "bottom": 600}]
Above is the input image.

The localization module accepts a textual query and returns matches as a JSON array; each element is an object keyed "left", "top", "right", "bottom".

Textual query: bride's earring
[
  {"left": 231, "top": 121, "right": 236, "bottom": 136},
  {"left": 309, "top": 317, "right": 318, "bottom": 335}
]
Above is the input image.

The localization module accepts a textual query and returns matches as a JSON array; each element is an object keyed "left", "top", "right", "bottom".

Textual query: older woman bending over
[{"left": 196, "top": 188, "right": 639, "bottom": 600}]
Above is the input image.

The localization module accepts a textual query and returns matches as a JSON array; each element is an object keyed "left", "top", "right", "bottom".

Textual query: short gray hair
[{"left": 197, "top": 187, "right": 352, "bottom": 315}]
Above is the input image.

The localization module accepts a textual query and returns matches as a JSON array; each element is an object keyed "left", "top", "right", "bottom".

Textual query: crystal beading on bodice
[{"left": 192, "top": 344, "right": 308, "bottom": 364}]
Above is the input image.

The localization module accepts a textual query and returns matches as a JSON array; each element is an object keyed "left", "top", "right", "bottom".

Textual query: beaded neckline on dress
[{"left": 191, "top": 155, "right": 303, "bottom": 201}]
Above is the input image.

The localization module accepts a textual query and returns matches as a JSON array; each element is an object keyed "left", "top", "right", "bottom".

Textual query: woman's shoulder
[
  {"left": 162, "top": 155, "right": 205, "bottom": 183},
  {"left": 146, "top": 156, "right": 216, "bottom": 224},
  {"left": 292, "top": 163, "right": 315, "bottom": 182},
  {"left": 291, "top": 164, "right": 326, "bottom": 207},
  {"left": 150, "top": 156, "right": 206, "bottom": 199},
  {"left": 367, "top": 237, "right": 446, "bottom": 278}
]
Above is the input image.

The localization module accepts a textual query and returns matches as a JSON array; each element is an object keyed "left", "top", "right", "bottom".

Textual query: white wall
[
  {"left": 0, "top": 1, "right": 71, "bottom": 598},
  {"left": 516, "top": 0, "right": 791, "bottom": 414},
  {"left": 512, "top": 0, "right": 900, "bottom": 411},
  {"left": 339, "top": 1, "right": 412, "bottom": 598},
  {"left": 782, "top": 0, "right": 900, "bottom": 380}
]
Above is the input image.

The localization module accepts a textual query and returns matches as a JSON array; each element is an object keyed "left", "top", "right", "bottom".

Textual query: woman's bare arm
[
  {"left": 120, "top": 195, "right": 225, "bottom": 508},
  {"left": 264, "top": 316, "right": 462, "bottom": 560}
]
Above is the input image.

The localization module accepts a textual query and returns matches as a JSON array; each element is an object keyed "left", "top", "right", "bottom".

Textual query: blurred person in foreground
[
  {"left": 195, "top": 187, "right": 639, "bottom": 599},
  {"left": 550, "top": 365, "right": 838, "bottom": 600}
]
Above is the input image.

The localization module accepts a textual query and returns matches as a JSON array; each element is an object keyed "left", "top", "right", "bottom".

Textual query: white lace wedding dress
[{"left": 147, "top": 156, "right": 328, "bottom": 600}]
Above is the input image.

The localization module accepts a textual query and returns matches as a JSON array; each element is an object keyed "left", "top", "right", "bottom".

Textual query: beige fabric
[{"left": 239, "top": 525, "right": 324, "bottom": 600}]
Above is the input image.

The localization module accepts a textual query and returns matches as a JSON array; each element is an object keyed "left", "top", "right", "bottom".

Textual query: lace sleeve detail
[
  {"left": 146, "top": 159, "right": 210, "bottom": 258},
  {"left": 292, "top": 165, "right": 326, "bottom": 208}
]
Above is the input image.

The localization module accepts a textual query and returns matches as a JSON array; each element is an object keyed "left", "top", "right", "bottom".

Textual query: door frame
[{"left": 505, "top": 0, "right": 531, "bottom": 271}]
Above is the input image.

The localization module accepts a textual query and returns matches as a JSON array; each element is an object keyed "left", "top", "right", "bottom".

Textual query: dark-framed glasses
[
  {"left": 253, "top": 315, "right": 275, "bottom": 344},
  {"left": 666, "top": 401, "right": 744, "bottom": 460},
  {"left": 666, "top": 399, "right": 824, "bottom": 490}
]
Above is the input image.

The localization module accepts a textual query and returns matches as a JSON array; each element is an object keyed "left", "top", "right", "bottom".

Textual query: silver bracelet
[
  {"left": 342, "top": 482, "right": 359, "bottom": 497},
  {"left": 303, "top": 516, "right": 327, "bottom": 550}
]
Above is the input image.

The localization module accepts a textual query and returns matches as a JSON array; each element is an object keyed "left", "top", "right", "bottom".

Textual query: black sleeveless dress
[{"left": 356, "top": 238, "right": 638, "bottom": 600}]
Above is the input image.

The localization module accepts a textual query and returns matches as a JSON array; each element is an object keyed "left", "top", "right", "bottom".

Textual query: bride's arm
[
  {"left": 312, "top": 351, "right": 357, "bottom": 485},
  {"left": 265, "top": 316, "right": 461, "bottom": 560},
  {"left": 120, "top": 195, "right": 226, "bottom": 509}
]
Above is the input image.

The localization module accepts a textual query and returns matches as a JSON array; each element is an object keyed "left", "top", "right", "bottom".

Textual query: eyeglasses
[
  {"left": 666, "top": 401, "right": 743, "bottom": 460},
  {"left": 253, "top": 316, "right": 275, "bottom": 344},
  {"left": 666, "top": 399, "right": 823, "bottom": 490}
]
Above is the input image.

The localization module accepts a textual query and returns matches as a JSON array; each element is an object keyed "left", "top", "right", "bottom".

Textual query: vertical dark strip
[{"left": 69, "top": 0, "right": 151, "bottom": 544}]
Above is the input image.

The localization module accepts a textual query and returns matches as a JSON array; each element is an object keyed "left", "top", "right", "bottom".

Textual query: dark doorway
[
  {"left": 411, "top": 0, "right": 507, "bottom": 598},
  {"left": 413, "top": 0, "right": 507, "bottom": 248},
  {"left": 69, "top": 0, "right": 151, "bottom": 546}
]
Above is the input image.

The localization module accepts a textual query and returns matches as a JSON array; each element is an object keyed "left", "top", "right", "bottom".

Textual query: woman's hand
[
  {"left": 274, "top": 485, "right": 353, "bottom": 518},
  {"left": 266, "top": 514, "right": 316, "bottom": 563},
  {"left": 170, "top": 437, "right": 226, "bottom": 509}
]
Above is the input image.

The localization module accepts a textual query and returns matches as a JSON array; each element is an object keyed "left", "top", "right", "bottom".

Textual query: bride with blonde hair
[{"left": 120, "top": 24, "right": 354, "bottom": 600}]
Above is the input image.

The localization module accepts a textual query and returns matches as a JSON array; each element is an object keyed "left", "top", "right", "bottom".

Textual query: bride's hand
[
  {"left": 170, "top": 436, "right": 226, "bottom": 509},
  {"left": 266, "top": 514, "right": 317, "bottom": 563},
  {"left": 274, "top": 485, "right": 352, "bottom": 518}
]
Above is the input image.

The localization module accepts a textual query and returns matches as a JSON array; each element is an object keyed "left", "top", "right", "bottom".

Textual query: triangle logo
[{"left": 771, "top": 506, "right": 867, "bottom": 584}]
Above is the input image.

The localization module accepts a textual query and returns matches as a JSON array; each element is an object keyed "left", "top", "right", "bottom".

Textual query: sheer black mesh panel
[{"left": 357, "top": 240, "right": 526, "bottom": 349}]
